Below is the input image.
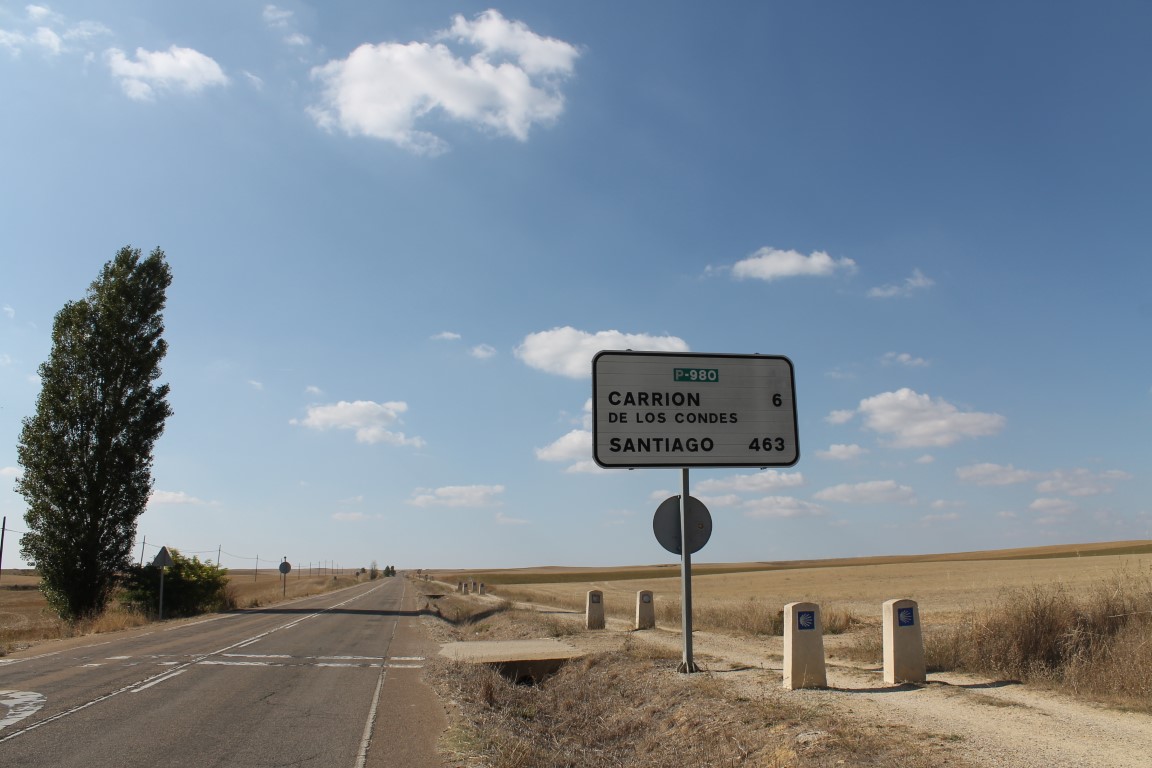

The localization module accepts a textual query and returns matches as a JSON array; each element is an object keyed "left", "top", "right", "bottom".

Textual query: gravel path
[{"left": 528, "top": 603, "right": 1152, "bottom": 768}]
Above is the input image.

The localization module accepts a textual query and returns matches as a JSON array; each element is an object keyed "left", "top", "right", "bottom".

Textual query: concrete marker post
[
  {"left": 586, "top": 590, "right": 605, "bottom": 630},
  {"left": 635, "top": 590, "right": 655, "bottom": 630},
  {"left": 783, "top": 601, "right": 826, "bottom": 690},
  {"left": 883, "top": 598, "right": 926, "bottom": 684}
]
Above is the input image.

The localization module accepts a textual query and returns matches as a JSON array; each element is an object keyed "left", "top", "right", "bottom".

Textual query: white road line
[
  {"left": 0, "top": 691, "right": 45, "bottom": 731},
  {"left": 130, "top": 670, "right": 186, "bottom": 693},
  {"left": 354, "top": 579, "right": 405, "bottom": 768},
  {"left": 0, "top": 651, "right": 60, "bottom": 667},
  {"left": 0, "top": 582, "right": 389, "bottom": 744}
]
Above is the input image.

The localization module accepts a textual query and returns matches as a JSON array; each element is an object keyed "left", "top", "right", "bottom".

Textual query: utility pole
[{"left": 0, "top": 516, "right": 6, "bottom": 584}]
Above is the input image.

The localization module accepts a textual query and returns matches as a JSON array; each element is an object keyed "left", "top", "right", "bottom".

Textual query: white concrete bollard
[
  {"left": 783, "top": 601, "right": 827, "bottom": 690},
  {"left": 883, "top": 598, "right": 926, "bottom": 684},
  {"left": 463, "top": 584, "right": 469, "bottom": 595},
  {"left": 586, "top": 590, "right": 605, "bottom": 630},
  {"left": 479, "top": 583, "right": 486, "bottom": 596},
  {"left": 635, "top": 590, "right": 655, "bottom": 630}
]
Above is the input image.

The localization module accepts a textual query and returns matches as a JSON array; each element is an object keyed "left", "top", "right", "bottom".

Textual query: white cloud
[
  {"left": 730, "top": 247, "right": 856, "bottom": 282},
  {"left": 815, "top": 444, "right": 867, "bottom": 461},
  {"left": 432, "top": 331, "right": 461, "bottom": 341},
  {"left": 149, "top": 490, "right": 204, "bottom": 505},
  {"left": 106, "top": 45, "right": 228, "bottom": 101},
  {"left": 825, "top": 409, "right": 856, "bottom": 425},
  {"left": 515, "top": 326, "right": 689, "bottom": 379},
  {"left": 470, "top": 343, "right": 497, "bottom": 359},
  {"left": 1, "top": 466, "right": 22, "bottom": 480},
  {"left": 263, "top": 5, "right": 294, "bottom": 28},
  {"left": 0, "top": 6, "right": 105, "bottom": 56},
  {"left": 34, "top": 25, "right": 60, "bottom": 54},
  {"left": 305, "top": 385, "right": 323, "bottom": 396},
  {"left": 695, "top": 471, "right": 804, "bottom": 493},
  {"left": 814, "top": 480, "right": 917, "bottom": 505},
  {"left": 1029, "top": 497, "right": 1078, "bottom": 518},
  {"left": 3, "top": 305, "right": 14, "bottom": 319},
  {"left": 921, "top": 512, "right": 960, "bottom": 524},
  {"left": 1035, "top": 468, "right": 1131, "bottom": 497},
  {"left": 869, "top": 268, "right": 934, "bottom": 299},
  {"left": 248, "top": 380, "right": 264, "bottom": 391},
  {"left": 291, "top": 400, "right": 424, "bottom": 447},
  {"left": 858, "top": 389, "right": 1004, "bottom": 448},
  {"left": 496, "top": 511, "right": 529, "bottom": 525},
  {"left": 930, "top": 499, "right": 965, "bottom": 509},
  {"left": 915, "top": 454, "right": 935, "bottom": 464},
  {"left": 743, "top": 496, "right": 824, "bottom": 519},
  {"left": 309, "top": 9, "right": 579, "bottom": 155},
  {"left": 535, "top": 429, "right": 589, "bottom": 462},
  {"left": 332, "top": 511, "right": 369, "bottom": 522},
  {"left": 408, "top": 484, "right": 504, "bottom": 508},
  {"left": 535, "top": 429, "right": 604, "bottom": 474},
  {"left": 882, "top": 352, "right": 929, "bottom": 368},
  {"left": 956, "top": 462, "right": 1038, "bottom": 486}
]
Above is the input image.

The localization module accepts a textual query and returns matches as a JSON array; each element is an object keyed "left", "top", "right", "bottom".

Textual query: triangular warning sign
[{"left": 152, "top": 546, "right": 175, "bottom": 568}]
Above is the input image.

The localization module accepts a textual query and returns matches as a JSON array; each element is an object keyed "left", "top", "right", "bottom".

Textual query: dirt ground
[{"left": 429, "top": 544, "right": 1152, "bottom": 767}]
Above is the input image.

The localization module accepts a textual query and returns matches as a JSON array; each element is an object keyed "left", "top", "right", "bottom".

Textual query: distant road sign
[
  {"left": 152, "top": 547, "right": 174, "bottom": 568},
  {"left": 652, "top": 496, "right": 712, "bottom": 555},
  {"left": 279, "top": 561, "right": 292, "bottom": 575},
  {"left": 593, "top": 351, "right": 799, "bottom": 468}
]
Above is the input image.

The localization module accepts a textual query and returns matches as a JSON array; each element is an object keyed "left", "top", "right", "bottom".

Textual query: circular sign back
[
  {"left": 279, "top": 561, "right": 292, "bottom": 575},
  {"left": 652, "top": 495, "right": 712, "bottom": 555}
]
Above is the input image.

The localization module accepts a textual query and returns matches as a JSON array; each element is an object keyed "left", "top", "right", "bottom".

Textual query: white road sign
[{"left": 592, "top": 351, "right": 799, "bottom": 468}]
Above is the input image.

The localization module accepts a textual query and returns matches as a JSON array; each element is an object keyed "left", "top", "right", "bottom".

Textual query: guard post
[
  {"left": 635, "top": 590, "right": 655, "bottom": 630},
  {"left": 586, "top": 590, "right": 605, "bottom": 630},
  {"left": 883, "top": 598, "right": 926, "bottom": 684},
  {"left": 783, "top": 601, "right": 827, "bottom": 690}
]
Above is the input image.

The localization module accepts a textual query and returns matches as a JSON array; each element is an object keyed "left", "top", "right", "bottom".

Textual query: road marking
[
  {"left": 0, "top": 582, "right": 389, "bottom": 743},
  {"left": 107, "top": 656, "right": 130, "bottom": 660},
  {"left": 317, "top": 655, "right": 385, "bottom": 661},
  {"left": 222, "top": 653, "right": 293, "bottom": 659},
  {"left": 199, "top": 660, "right": 280, "bottom": 667},
  {"left": 389, "top": 656, "right": 425, "bottom": 661},
  {"left": 0, "top": 691, "right": 46, "bottom": 731},
  {"left": 0, "top": 651, "right": 60, "bottom": 666},
  {"left": 130, "top": 669, "right": 187, "bottom": 693}
]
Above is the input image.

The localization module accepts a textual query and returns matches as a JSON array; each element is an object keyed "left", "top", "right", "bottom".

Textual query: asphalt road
[{"left": 0, "top": 577, "right": 447, "bottom": 768}]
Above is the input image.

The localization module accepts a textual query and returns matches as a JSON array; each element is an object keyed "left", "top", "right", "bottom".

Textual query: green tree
[
  {"left": 120, "top": 550, "right": 231, "bottom": 618},
  {"left": 16, "top": 246, "right": 173, "bottom": 621}
]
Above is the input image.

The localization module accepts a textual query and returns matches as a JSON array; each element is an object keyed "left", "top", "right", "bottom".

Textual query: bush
[{"left": 120, "top": 550, "right": 231, "bottom": 618}]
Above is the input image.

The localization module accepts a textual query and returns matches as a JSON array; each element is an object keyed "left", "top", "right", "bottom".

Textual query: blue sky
[{"left": 1, "top": 2, "right": 1149, "bottom": 572}]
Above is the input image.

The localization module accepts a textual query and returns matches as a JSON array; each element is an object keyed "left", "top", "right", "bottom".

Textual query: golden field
[{"left": 432, "top": 540, "right": 1152, "bottom": 624}]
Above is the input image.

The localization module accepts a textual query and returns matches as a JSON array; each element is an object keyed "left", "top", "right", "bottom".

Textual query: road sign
[
  {"left": 279, "top": 561, "right": 291, "bottom": 575},
  {"left": 592, "top": 351, "right": 799, "bottom": 468},
  {"left": 652, "top": 495, "right": 712, "bottom": 555},
  {"left": 152, "top": 547, "right": 174, "bottom": 568}
]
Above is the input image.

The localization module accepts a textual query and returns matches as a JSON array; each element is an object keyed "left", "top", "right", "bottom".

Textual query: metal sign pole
[
  {"left": 678, "top": 467, "right": 699, "bottom": 673},
  {"left": 0, "top": 516, "right": 6, "bottom": 584}
]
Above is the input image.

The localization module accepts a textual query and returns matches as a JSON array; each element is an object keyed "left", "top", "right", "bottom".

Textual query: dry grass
[
  {"left": 922, "top": 567, "right": 1152, "bottom": 710},
  {"left": 0, "top": 569, "right": 374, "bottom": 655},
  {"left": 424, "top": 600, "right": 961, "bottom": 768},
  {"left": 491, "top": 585, "right": 863, "bottom": 639}
]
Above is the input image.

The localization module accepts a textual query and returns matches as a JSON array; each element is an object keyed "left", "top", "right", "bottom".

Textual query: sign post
[
  {"left": 593, "top": 351, "right": 799, "bottom": 673},
  {"left": 279, "top": 558, "right": 291, "bottom": 597},
  {"left": 153, "top": 546, "right": 175, "bottom": 620}
]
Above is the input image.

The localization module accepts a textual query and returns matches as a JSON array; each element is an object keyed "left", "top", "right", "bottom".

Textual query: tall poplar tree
[{"left": 17, "top": 246, "right": 173, "bottom": 620}]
